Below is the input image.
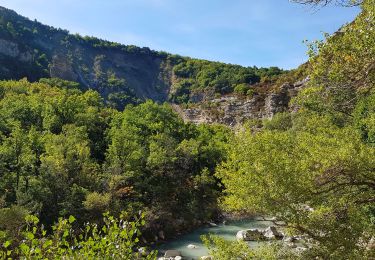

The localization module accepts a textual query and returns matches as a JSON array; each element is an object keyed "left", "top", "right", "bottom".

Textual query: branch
[{"left": 290, "top": 0, "right": 363, "bottom": 7}]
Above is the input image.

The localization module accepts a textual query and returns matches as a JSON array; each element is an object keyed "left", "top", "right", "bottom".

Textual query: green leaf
[
  {"left": 68, "top": 215, "right": 76, "bottom": 224},
  {"left": 20, "top": 243, "right": 30, "bottom": 253},
  {"left": 3, "top": 241, "right": 11, "bottom": 248},
  {"left": 25, "top": 232, "right": 34, "bottom": 240}
]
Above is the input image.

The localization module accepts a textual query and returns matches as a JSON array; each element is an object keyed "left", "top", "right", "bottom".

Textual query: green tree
[{"left": 218, "top": 113, "right": 374, "bottom": 259}]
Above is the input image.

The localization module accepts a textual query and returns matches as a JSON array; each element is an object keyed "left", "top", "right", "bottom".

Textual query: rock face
[
  {"left": 0, "top": 6, "right": 171, "bottom": 102},
  {"left": 0, "top": 39, "right": 19, "bottom": 57},
  {"left": 177, "top": 95, "right": 264, "bottom": 126},
  {"left": 263, "top": 83, "right": 292, "bottom": 118},
  {"left": 176, "top": 79, "right": 307, "bottom": 126}
]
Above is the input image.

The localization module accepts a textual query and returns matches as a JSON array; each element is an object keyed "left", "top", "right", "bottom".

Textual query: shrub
[
  {"left": 0, "top": 213, "right": 156, "bottom": 259},
  {"left": 83, "top": 192, "right": 111, "bottom": 212}
]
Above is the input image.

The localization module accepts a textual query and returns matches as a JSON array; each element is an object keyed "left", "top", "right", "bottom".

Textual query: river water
[{"left": 155, "top": 218, "right": 272, "bottom": 259}]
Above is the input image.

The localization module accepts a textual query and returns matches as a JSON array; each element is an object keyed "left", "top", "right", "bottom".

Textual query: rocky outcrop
[
  {"left": 179, "top": 95, "right": 264, "bottom": 126},
  {"left": 0, "top": 39, "right": 19, "bottom": 57},
  {"left": 263, "top": 84, "right": 291, "bottom": 118},
  {"left": 0, "top": 39, "right": 33, "bottom": 62},
  {"left": 50, "top": 54, "right": 78, "bottom": 82},
  {"left": 236, "top": 226, "right": 284, "bottom": 241},
  {"left": 236, "top": 229, "right": 266, "bottom": 241},
  {"left": 263, "top": 226, "right": 284, "bottom": 240},
  {"left": 176, "top": 79, "right": 308, "bottom": 126}
]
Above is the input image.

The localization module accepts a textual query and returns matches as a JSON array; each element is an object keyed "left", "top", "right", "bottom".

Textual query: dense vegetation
[
  {"left": 170, "top": 58, "right": 285, "bottom": 103},
  {"left": 0, "top": 78, "right": 231, "bottom": 258},
  {"left": 213, "top": 0, "right": 375, "bottom": 259},
  {"left": 1, "top": 213, "right": 157, "bottom": 259},
  {"left": 0, "top": 0, "right": 374, "bottom": 259}
]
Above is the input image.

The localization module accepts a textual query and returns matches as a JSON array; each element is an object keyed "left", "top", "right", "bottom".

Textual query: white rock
[
  {"left": 175, "top": 256, "right": 182, "bottom": 260},
  {"left": 187, "top": 244, "right": 198, "bottom": 249},
  {"left": 263, "top": 226, "right": 283, "bottom": 240},
  {"left": 236, "top": 229, "right": 264, "bottom": 241},
  {"left": 236, "top": 230, "right": 246, "bottom": 240}
]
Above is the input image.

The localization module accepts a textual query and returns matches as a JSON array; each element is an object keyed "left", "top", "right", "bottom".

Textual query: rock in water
[
  {"left": 236, "top": 229, "right": 265, "bottom": 241},
  {"left": 164, "top": 250, "right": 182, "bottom": 258},
  {"left": 263, "top": 226, "right": 283, "bottom": 240},
  {"left": 187, "top": 244, "right": 198, "bottom": 249},
  {"left": 158, "top": 230, "right": 165, "bottom": 240}
]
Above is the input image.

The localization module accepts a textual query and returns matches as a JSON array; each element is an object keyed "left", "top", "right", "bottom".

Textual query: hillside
[
  {"left": 0, "top": 1, "right": 374, "bottom": 259},
  {"left": 0, "top": 6, "right": 290, "bottom": 112}
]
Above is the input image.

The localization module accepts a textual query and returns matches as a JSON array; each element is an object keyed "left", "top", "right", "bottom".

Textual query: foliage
[
  {"left": 297, "top": 0, "right": 375, "bottom": 120},
  {"left": 0, "top": 79, "right": 230, "bottom": 244},
  {"left": 0, "top": 205, "right": 28, "bottom": 244},
  {"left": 0, "top": 213, "right": 157, "bottom": 259},
  {"left": 216, "top": 2, "right": 375, "bottom": 258},
  {"left": 353, "top": 92, "right": 375, "bottom": 143},
  {"left": 218, "top": 113, "right": 374, "bottom": 258},
  {"left": 105, "top": 101, "right": 231, "bottom": 228},
  {"left": 171, "top": 59, "right": 284, "bottom": 101},
  {"left": 202, "top": 234, "right": 254, "bottom": 259},
  {"left": 202, "top": 234, "right": 299, "bottom": 260},
  {"left": 262, "top": 112, "right": 293, "bottom": 131}
]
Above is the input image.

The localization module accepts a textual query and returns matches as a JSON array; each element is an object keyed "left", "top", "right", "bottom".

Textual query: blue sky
[{"left": 0, "top": 0, "right": 360, "bottom": 69}]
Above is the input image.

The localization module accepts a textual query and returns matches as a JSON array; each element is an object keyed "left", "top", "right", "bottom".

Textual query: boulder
[
  {"left": 164, "top": 250, "right": 182, "bottom": 258},
  {"left": 187, "top": 244, "right": 198, "bottom": 249},
  {"left": 236, "top": 229, "right": 265, "bottom": 241},
  {"left": 158, "top": 230, "right": 165, "bottom": 240},
  {"left": 175, "top": 256, "right": 183, "bottom": 260},
  {"left": 263, "top": 226, "right": 283, "bottom": 240}
]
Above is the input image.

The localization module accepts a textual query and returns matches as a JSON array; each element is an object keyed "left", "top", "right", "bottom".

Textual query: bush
[
  {"left": 233, "top": 83, "right": 250, "bottom": 95},
  {"left": 263, "top": 112, "right": 292, "bottom": 131},
  {"left": 0, "top": 213, "right": 157, "bottom": 259},
  {"left": 83, "top": 192, "right": 111, "bottom": 212},
  {"left": 0, "top": 205, "right": 28, "bottom": 241}
]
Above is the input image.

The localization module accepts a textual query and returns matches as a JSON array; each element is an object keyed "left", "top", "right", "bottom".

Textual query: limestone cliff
[{"left": 174, "top": 78, "right": 308, "bottom": 126}]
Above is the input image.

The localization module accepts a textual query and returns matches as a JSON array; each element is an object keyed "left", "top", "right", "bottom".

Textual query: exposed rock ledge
[{"left": 173, "top": 79, "right": 308, "bottom": 126}]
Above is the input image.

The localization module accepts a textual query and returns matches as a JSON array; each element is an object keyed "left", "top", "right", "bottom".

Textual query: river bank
[{"left": 154, "top": 218, "right": 272, "bottom": 259}]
